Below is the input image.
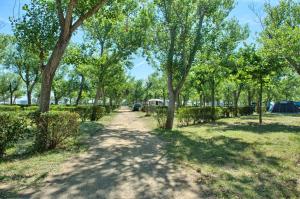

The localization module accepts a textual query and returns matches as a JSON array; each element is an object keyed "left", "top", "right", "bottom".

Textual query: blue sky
[{"left": 0, "top": 0, "right": 278, "bottom": 80}]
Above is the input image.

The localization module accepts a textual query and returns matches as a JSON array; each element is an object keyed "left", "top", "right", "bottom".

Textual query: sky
[{"left": 0, "top": 0, "right": 278, "bottom": 80}]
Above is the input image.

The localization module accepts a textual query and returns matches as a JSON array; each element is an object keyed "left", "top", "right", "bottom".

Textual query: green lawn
[
  {"left": 155, "top": 114, "right": 300, "bottom": 198},
  {"left": 0, "top": 113, "right": 116, "bottom": 198}
]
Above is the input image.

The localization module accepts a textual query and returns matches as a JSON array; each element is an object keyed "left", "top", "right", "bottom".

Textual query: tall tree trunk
[
  {"left": 233, "top": 85, "right": 242, "bottom": 117},
  {"left": 259, "top": 78, "right": 263, "bottom": 125},
  {"left": 166, "top": 75, "right": 177, "bottom": 130},
  {"left": 102, "top": 87, "right": 106, "bottom": 106},
  {"left": 247, "top": 88, "right": 252, "bottom": 107},
  {"left": 39, "top": 35, "right": 71, "bottom": 112},
  {"left": 75, "top": 75, "right": 85, "bottom": 106},
  {"left": 91, "top": 86, "right": 102, "bottom": 121},
  {"left": 211, "top": 79, "right": 216, "bottom": 122},
  {"left": 27, "top": 89, "right": 32, "bottom": 105},
  {"left": 166, "top": 91, "right": 176, "bottom": 130},
  {"left": 109, "top": 97, "right": 113, "bottom": 107}
]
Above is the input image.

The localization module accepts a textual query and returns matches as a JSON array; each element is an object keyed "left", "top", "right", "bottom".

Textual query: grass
[
  {"left": 155, "top": 114, "right": 300, "bottom": 198},
  {"left": 0, "top": 113, "right": 116, "bottom": 198}
]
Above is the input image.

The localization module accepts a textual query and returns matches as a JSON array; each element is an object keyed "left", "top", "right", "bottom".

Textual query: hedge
[
  {"left": 32, "top": 111, "right": 80, "bottom": 151},
  {"left": 178, "top": 106, "right": 255, "bottom": 126},
  {"left": 0, "top": 105, "right": 21, "bottom": 112},
  {"left": 0, "top": 112, "right": 28, "bottom": 157}
]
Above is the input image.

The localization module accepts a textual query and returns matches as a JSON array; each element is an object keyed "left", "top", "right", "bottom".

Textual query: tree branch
[
  {"left": 64, "top": 0, "right": 77, "bottom": 34},
  {"left": 56, "top": 0, "right": 65, "bottom": 28},
  {"left": 71, "top": 0, "right": 106, "bottom": 33}
]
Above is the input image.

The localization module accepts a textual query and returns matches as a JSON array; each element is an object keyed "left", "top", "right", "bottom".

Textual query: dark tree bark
[
  {"left": 91, "top": 85, "right": 102, "bottom": 121},
  {"left": 259, "top": 77, "right": 263, "bottom": 125},
  {"left": 211, "top": 78, "right": 216, "bottom": 122},
  {"left": 75, "top": 74, "right": 85, "bottom": 106},
  {"left": 233, "top": 84, "right": 242, "bottom": 117}
]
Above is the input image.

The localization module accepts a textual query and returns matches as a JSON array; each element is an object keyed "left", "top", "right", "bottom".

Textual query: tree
[
  {"left": 238, "top": 44, "right": 279, "bottom": 124},
  {"left": 14, "top": 0, "right": 109, "bottom": 112},
  {"left": 0, "top": 74, "right": 10, "bottom": 104},
  {"left": 2, "top": 41, "right": 40, "bottom": 105},
  {"left": 150, "top": 0, "right": 244, "bottom": 129},
  {"left": 260, "top": 0, "right": 300, "bottom": 74}
]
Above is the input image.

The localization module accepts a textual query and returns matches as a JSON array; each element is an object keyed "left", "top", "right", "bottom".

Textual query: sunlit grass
[{"left": 155, "top": 114, "right": 300, "bottom": 198}]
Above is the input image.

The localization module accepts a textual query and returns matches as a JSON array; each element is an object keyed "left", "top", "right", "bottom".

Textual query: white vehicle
[{"left": 147, "top": 99, "right": 164, "bottom": 106}]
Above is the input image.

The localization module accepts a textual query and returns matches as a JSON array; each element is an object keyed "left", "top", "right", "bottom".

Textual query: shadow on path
[{"left": 21, "top": 111, "right": 204, "bottom": 199}]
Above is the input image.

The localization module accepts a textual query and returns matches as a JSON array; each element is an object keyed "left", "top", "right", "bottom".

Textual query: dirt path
[{"left": 26, "top": 107, "right": 203, "bottom": 199}]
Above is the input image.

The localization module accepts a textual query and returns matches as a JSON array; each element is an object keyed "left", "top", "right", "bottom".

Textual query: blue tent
[{"left": 271, "top": 101, "right": 299, "bottom": 113}]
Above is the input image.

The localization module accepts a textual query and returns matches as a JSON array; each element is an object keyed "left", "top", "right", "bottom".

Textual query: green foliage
[
  {"left": 178, "top": 107, "right": 224, "bottom": 126},
  {"left": 32, "top": 111, "right": 80, "bottom": 151},
  {"left": 90, "top": 106, "right": 106, "bottom": 121},
  {"left": 260, "top": 0, "right": 300, "bottom": 74},
  {"left": 153, "top": 106, "right": 168, "bottom": 129},
  {"left": 0, "top": 105, "right": 21, "bottom": 112},
  {"left": 11, "top": 0, "right": 59, "bottom": 62},
  {"left": 238, "top": 106, "right": 255, "bottom": 116},
  {"left": 0, "top": 112, "right": 28, "bottom": 157}
]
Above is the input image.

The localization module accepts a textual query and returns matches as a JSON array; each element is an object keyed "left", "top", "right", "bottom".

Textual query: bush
[
  {"left": 74, "top": 106, "right": 91, "bottom": 122},
  {"left": 51, "top": 105, "right": 76, "bottom": 112},
  {"left": 90, "top": 106, "right": 106, "bottom": 121},
  {"left": 178, "top": 107, "right": 195, "bottom": 126},
  {"left": 178, "top": 106, "right": 224, "bottom": 126},
  {"left": 32, "top": 111, "right": 80, "bottom": 151},
  {"left": 0, "top": 105, "right": 21, "bottom": 112},
  {"left": 238, "top": 106, "right": 255, "bottom": 116},
  {"left": 154, "top": 106, "right": 168, "bottom": 128},
  {"left": 23, "top": 106, "right": 39, "bottom": 111},
  {"left": 0, "top": 112, "right": 28, "bottom": 157}
]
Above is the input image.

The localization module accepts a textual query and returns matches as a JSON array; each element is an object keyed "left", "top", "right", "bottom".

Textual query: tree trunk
[
  {"left": 39, "top": 34, "right": 71, "bottom": 112},
  {"left": 27, "top": 89, "right": 32, "bottom": 105},
  {"left": 259, "top": 78, "right": 263, "bottom": 125},
  {"left": 166, "top": 91, "right": 176, "bottom": 130},
  {"left": 247, "top": 88, "right": 252, "bottom": 107},
  {"left": 102, "top": 88, "right": 106, "bottom": 106},
  {"left": 91, "top": 86, "right": 102, "bottom": 121},
  {"left": 75, "top": 75, "right": 85, "bottom": 106},
  {"left": 109, "top": 97, "right": 113, "bottom": 107},
  {"left": 10, "top": 93, "right": 13, "bottom": 105},
  {"left": 211, "top": 79, "right": 216, "bottom": 122},
  {"left": 233, "top": 85, "right": 242, "bottom": 117},
  {"left": 166, "top": 74, "right": 177, "bottom": 130}
]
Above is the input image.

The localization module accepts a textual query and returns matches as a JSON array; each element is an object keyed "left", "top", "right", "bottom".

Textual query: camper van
[{"left": 147, "top": 99, "right": 164, "bottom": 106}]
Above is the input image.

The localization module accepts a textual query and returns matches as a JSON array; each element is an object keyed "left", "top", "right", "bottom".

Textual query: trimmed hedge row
[
  {"left": 177, "top": 106, "right": 255, "bottom": 126},
  {"left": 0, "top": 111, "right": 81, "bottom": 155},
  {"left": 0, "top": 104, "right": 119, "bottom": 155},
  {"left": 0, "top": 105, "right": 119, "bottom": 122}
]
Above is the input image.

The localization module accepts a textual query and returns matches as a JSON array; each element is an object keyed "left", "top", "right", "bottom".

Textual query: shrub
[
  {"left": 0, "top": 112, "right": 28, "bottom": 157},
  {"left": 23, "top": 106, "right": 39, "bottom": 111},
  {"left": 154, "top": 106, "right": 168, "bottom": 128},
  {"left": 74, "top": 106, "right": 91, "bottom": 122},
  {"left": 33, "top": 111, "right": 80, "bottom": 151},
  {"left": 238, "top": 106, "right": 255, "bottom": 116},
  {"left": 177, "top": 106, "right": 224, "bottom": 126},
  {"left": 0, "top": 105, "right": 21, "bottom": 112},
  {"left": 51, "top": 105, "right": 76, "bottom": 112},
  {"left": 90, "top": 106, "right": 106, "bottom": 121},
  {"left": 178, "top": 107, "right": 195, "bottom": 126}
]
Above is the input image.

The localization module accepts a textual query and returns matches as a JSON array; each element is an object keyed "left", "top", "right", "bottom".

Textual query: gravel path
[{"left": 26, "top": 107, "right": 203, "bottom": 199}]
